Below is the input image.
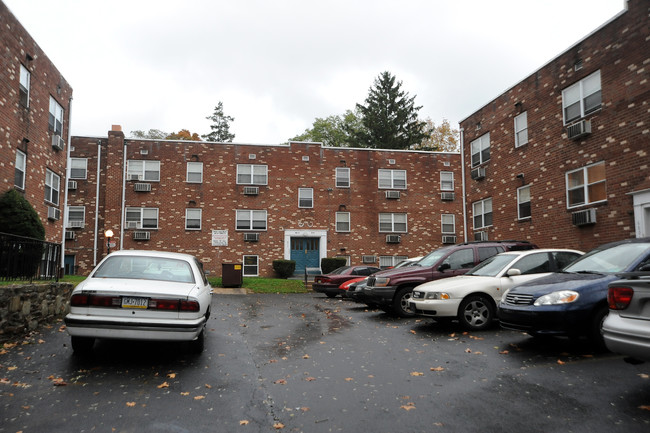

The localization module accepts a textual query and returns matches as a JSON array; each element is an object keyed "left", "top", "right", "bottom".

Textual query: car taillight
[
  {"left": 148, "top": 299, "right": 200, "bottom": 312},
  {"left": 180, "top": 300, "right": 200, "bottom": 312},
  {"left": 70, "top": 294, "right": 120, "bottom": 307},
  {"left": 70, "top": 294, "right": 89, "bottom": 306},
  {"left": 607, "top": 286, "right": 634, "bottom": 310}
]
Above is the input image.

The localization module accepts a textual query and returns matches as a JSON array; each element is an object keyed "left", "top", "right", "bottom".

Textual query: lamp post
[{"left": 105, "top": 229, "right": 114, "bottom": 255}]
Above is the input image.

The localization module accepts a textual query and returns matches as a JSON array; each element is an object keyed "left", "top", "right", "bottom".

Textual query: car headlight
[
  {"left": 373, "top": 277, "right": 391, "bottom": 287},
  {"left": 533, "top": 290, "right": 579, "bottom": 306},
  {"left": 425, "top": 292, "right": 450, "bottom": 300}
]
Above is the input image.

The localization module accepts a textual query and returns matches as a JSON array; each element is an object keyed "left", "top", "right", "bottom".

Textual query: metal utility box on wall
[{"left": 222, "top": 263, "right": 243, "bottom": 288}]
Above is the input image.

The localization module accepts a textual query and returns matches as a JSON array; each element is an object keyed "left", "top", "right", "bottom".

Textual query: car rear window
[
  {"left": 93, "top": 256, "right": 195, "bottom": 283},
  {"left": 478, "top": 246, "right": 502, "bottom": 261}
]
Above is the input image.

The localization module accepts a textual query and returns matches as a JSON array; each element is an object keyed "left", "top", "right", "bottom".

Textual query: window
[
  {"left": 187, "top": 162, "right": 203, "bottom": 183},
  {"left": 562, "top": 70, "right": 601, "bottom": 124},
  {"left": 514, "top": 112, "right": 528, "bottom": 147},
  {"left": 470, "top": 133, "right": 490, "bottom": 167},
  {"left": 566, "top": 161, "right": 606, "bottom": 208},
  {"left": 19, "top": 65, "right": 30, "bottom": 107},
  {"left": 49, "top": 96, "right": 64, "bottom": 135},
  {"left": 125, "top": 207, "right": 159, "bottom": 229},
  {"left": 442, "top": 248, "right": 474, "bottom": 270},
  {"left": 336, "top": 212, "right": 350, "bottom": 232},
  {"left": 379, "top": 213, "right": 407, "bottom": 233},
  {"left": 478, "top": 246, "right": 503, "bottom": 262},
  {"left": 378, "top": 169, "right": 407, "bottom": 189},
  {"left": 517, "top": 185, "right": 531, "bottom": 220},
  {"left": 472, "top": 198, "right": 493, "bottom": 229},
  {"left": 14, "top": 150, "right": 26, "bottom": 189},
  {"left": 441, "top": 214, "right": 455, "bottom": 234},
  {"left": 440, "top": 172, "right": 454, "bottom": 191},
  {"left": 237, "top": 164, "right": 268, "bottom": 185},
  {"left": 45, "top": 169, "right": 60, "bottom": 205},
  {"left": 127, "top": 160, "right": 160, "bottom": 181},
  {"left": 236, "top": 210, "right": 267, "bottom": 231},
  {"left": 298, "top": 188, "right": 313, "bottom": 208},
  {"left": 67, "top": 206, "right": 85, "bottom": 227},
  {"left": 380, "top": 256, "right": 407, "bottom": 268},
  {"left": 185, "top": 208, "right": 202, "bottom": 230},
  {"left": 336, "top": 167, "right": 350, "bottom": 188},
  {"left": 552, "top": 251, "right": 582, "bottom": 269},
  {"left": 515, "top": 253, "right": 551, "bottom": 275},
  {"left": 243, "top": 255, "right": 259, "bottom": 277},
  {"left": 69, "top": 158, "right": 88, "bottom": 179}
]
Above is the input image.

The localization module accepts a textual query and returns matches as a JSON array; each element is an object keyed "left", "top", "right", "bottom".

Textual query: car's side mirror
[
  {"left": 438, "top": 263, "right": 451, "bottom": 272},
  {"left": 507, "top": 268, "right": 522, "bottom": 277}
]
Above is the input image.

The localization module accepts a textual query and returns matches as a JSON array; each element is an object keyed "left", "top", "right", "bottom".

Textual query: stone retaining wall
[{"left": 0, "top": 283, "right": 73, "bottom": 342}]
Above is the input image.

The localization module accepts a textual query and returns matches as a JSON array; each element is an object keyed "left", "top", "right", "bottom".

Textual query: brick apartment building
[
  {"left": 65, "top": 129, "right": 462, "bottom": 277},
  {"left": 460, "top": 0, "right": 649, "bottom": 252},
  {"left": 0, "top": 1, "right": 73, "bottom": 244}
]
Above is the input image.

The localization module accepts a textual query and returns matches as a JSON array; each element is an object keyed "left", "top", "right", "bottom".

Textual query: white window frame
[
  {"left": 472, "top": 198, "right": 493, "bottom": 229},
  {"left": 562, "top": 70, "right": 602, "bottom": 124},
  {"left": 470, "top": 133, "right": 490, "bottom": 167},
  {"left": 517, "top": 185, "right": 531, "bottom": 220},
  {"left": 298, "top": 188, "right": 314, "bottom": 208},
  {"left": 19, "top": 64, "right": 30, "bottom": 107},
  {"left": 127, "top": 160, "right": 160, "bottom": 182},
  {"left": 186, "top": 162, "right": 203, "bottom": 183},
  {"left": 514, "top": 112, "right": 528, "bottom": 147},
  {"left": 49, "top": 96, "right": 64, "bottom": 135},
  {"left": 336, "top": 167, "right": 350, "bottom": 188},
  {"left": 379, "top": 213, "right": 407, "bottom": 233},
  {"left": 69, "top": 158, "right": 88, "bottom": 179},
  {"left": 441, "top": 214, "right": 455, "bottom": 234},
  {"left": 125, "top": 207, "right": 159, "bottom": 229},
  {"left": 378, "top": 169, "right": 407, "bottom": 189},
  {"left": 243, "top": 255, "right": 259, "bottom": 277},
  {"left": 336, "top": 212, "right": 350, "bottom": 232},
  {"left": 565, "top": 161, "right": 607, "bottom": 209},
  {"left": 15, "top": 150, "right": 26, "bottom": 189},
  {"left": 440, "top": 171, "right": 454, "bottom": 191},
  {"left": 379, "top": 256, "right": 408, "bottom": 268},
  {"left": 45, "top": 169, "right": 61, "bottom": 205},
  {"left": 236, "top": 164, "right": 268, "bottom": 185},
  {"left": 67, "top": 206, "right": 85, "bottom": 227},
  {"left": 185, "top": 208, "right": 202, "bottom": 230},
  {"left": 236, "top": 210, "right": 267, "bottom": 231}
]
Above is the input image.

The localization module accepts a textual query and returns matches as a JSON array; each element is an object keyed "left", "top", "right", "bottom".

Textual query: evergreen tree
[
  {"left": 352, "top": 71, "right": 427, "bottom": 150},
  {"left": 202, "top": 101, "right": 235, "bottom": 142},
  {"left": 290, "top": 109, "right": 365, "bottom": 147},
  {"left": 0, "top": 189, "right": 45, "bottom": 240}
]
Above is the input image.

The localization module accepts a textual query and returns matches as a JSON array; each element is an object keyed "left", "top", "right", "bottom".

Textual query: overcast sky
[{"left": 5, "top": 0, "right": 625, "bottom": 144}]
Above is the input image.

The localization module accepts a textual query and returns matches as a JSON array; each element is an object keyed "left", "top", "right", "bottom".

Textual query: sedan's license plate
[{"left": 122, "top": 297, "right": 148, "bottom": 309}]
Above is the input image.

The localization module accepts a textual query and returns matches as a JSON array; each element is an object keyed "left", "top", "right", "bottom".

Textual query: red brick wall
[{"left": 460, "top": 0, "right": 649, "bottom": 252}]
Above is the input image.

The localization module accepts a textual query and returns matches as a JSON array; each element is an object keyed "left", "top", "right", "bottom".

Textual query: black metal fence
[{"left": 0, "top": 232, "right": 61, "bottom": 282}]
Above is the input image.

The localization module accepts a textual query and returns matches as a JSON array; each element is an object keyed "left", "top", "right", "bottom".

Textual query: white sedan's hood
[
  {"left": 76, "top": 278, "right": 197, "bottom": 298},
  {"left": 415, "top": 275, "right": 494, "bottom": 293}
]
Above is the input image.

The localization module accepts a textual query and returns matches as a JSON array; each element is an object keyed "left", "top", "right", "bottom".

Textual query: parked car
[
  {"left": 393, "top": 256, "right": 423, "bottom": 269},
  {"left": 312, "top": 265, "right": 381, "bottom": 298},
  {"left": 498, "top": 238, "right": 650, "bottom": 348},
  {"left": 65, "top": 250, "right": 212, "bottom": 354},
  {"left": 409, "top": 249, "right": 583, "bottom": 330},
  {"left": 602, "top": 273, "right": 650, "bottom": 361},
  {"left": 362, "top": 240, "right": 537, "bottom": 317}
]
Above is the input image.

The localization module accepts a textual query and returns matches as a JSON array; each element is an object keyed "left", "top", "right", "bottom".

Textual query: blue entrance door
[{"left": 290, "top": 237, "right": 320, "bottom": 274}]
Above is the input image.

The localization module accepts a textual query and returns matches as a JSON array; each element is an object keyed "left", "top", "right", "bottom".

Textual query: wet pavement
[{"left": 1, "top": 293, "right": 649, "bottom": 432}]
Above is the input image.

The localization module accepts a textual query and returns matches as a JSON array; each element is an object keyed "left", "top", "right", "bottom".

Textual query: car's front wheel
[
  {"left": 458, "top": 295, "right": 494, "bottom": 331},
  {"left": 392, "top": 287, "right": 415, "bottom": 317},
  {"left": 71, "top": 336, "right": 94, "bottom": 355}
]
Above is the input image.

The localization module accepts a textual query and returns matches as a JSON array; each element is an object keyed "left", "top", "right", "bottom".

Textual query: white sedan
[
  {"left": 408, "top": 249, "right": 583, "bottom": 331},
  {"left": 65, "top": 250, "right": 212, "bottom": 354}
]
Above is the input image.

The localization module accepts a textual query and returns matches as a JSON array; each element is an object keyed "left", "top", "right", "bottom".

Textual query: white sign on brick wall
[{"left": 211, "top": 229, "right": 228, "bottom": 246}]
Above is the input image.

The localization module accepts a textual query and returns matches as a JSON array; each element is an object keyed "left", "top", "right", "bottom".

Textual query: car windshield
[
  {"left": 417, "top": 247, "right": 453, "bottom": 267},
  {"left": 466, "top": 254, "right": 518, "bottom": 277},
  {"left": 329, "top": 266, "right": 351, "bottom": 275},
  {"left": 565, "top": 243, "right": 650, "bottom": 274},
  {"left": 93, "top": 256, "right": 196, "bottom": 283}
]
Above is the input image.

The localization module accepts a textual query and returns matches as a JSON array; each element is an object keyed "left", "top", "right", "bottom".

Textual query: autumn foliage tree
[
  {"left": 413, "top": 118, "right": 460, "bottom": 152},
  {"left": 166, "top": 129, "right": 202, "bottom": 141}
]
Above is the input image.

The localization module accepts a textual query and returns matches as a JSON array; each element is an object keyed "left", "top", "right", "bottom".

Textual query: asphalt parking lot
[{"left": 1, "top": 293, "right": 649, "bottom": 433}]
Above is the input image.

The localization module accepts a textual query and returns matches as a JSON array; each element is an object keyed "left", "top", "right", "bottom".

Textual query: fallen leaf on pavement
[
  {"left": 274, "top": 379, "right": 287, "bottom": 385},
  {"left": 194, "top": 395, "right": 205, "bottom": 400},
  {"left": 167, "top": 373, "right": 176, "bottom": 378},
  {"left": 157, "top": 381, "right": 170, "bottom": 389},
  {"left": 344, "top": 377, "right": 354, "bottom": 382},
  {"left": 430, "top": 367, "right": 445, "bottom": 372},
  {"left": 400, "top": 402, "right": 416, "bottom": 411},
  {"left": 240, "top": 420, "right": 249, "bottom": 425},
  {"left": 273, "top": 422, "right": 285, "bottom": 429},
  {"left": 639, "top": 374, "right": 649, "bottom": 379},
  {"left": 639, "top": 405, "right": 650, "bottom": 411},
  {"left": 305, "top": 377, "right": 316, "bottom": 382},
  {"left": 410, "top": 372, "right": 424, "bottom": 376},
  {"left": 557, "top": 360, "right": 566, "bottom": 365},
  {"left": 126, "top": 402, "right": 136, "bottom": 407},
  {"left": 499, "top": 350, "right": 509, "bottom": 355}
]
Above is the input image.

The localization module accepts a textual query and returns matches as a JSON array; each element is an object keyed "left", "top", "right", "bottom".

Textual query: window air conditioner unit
[
  {"left": 68, "top": 180, "right": 77, "bottom": 190},
  {"left": 572, "top": 208, "right": 597, "bottom": 226},
  {"left": 128, "top": 174, "right": 142, "bottom": 181},
  {"left": 133, "top": 231, "right": 150, "bottom": 240},
  {"left": 126, "top": 221, "right": 140, "bottom": 229},
  {"left": 47, "top": 206, "right": 61, "bottom": 221},
  {"left": 386, "top": 234, "right": 401, "bottom": 244},
  {"left": 133, "top": 182, "right": 151, "bottom": 192},
  {"left": 441, "top": 192, "right": 455, "bottom": 201},
  {"left": 362, "top": 255, "right": 377, "bottom": 264},
  {"left": 244, "top": 232, "right": 259, "bottom": 242},
  {"left": 442, "top": 235, "right": 457, "bottom": 244},
  {"left": 52, "top": 134, "right": 64, "bottom": 151},
  {"left": 567, "top": 120, "right": 591, "bottom": 140},
  {"left": 385, "top": 190, "right": 400, "bottom": 199},
  {"left": 474, "top": 231, "right": 488, "bottom": 241},
  {"left": 140, "top": 149, "right": 149, "bottom": 155},
  {"left": 67, "top": 220, "right": 84, "bottom": 229},
  {"left": 243, "top": 186, "right": 259, "bottom": 195},
  {"left": 471, "top": 167, "right": 486, "bottom": 180},
  {"left": 65, "top": 231, "right": 75, "bottom": 240}
]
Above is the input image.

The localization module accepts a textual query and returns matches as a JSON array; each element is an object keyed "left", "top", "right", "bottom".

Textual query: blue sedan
[{"left": 498, "top": 238, "right": 650, "bottom": 348}]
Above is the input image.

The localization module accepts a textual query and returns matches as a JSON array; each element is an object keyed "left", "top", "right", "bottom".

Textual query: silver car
[{"left": 602, "top": 272, "right": 650, "bottom": 361}]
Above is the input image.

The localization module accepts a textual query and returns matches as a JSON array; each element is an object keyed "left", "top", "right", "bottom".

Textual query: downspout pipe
[
  {"left": 93, "top": 140, "right": 101, "bottom": 266},
  {"left": 61, "top": 96, "right": 73, "bottom": 275},
  {"left": 120, "top": 138, "right": 127, "bottom": 249},
  {"left": 460, "top": 127, "right": 468, "bottom": 243}
]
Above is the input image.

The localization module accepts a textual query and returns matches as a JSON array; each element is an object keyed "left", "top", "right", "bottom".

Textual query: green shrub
[
  {"left": 321, "top": 257, "right": 347, "bottom": 274},
  {"left": 0, "top": 189, "right": 45, "bottom": 240},
  {"left": 272, "top": 259, "right": 296, "bottom": 279}
]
